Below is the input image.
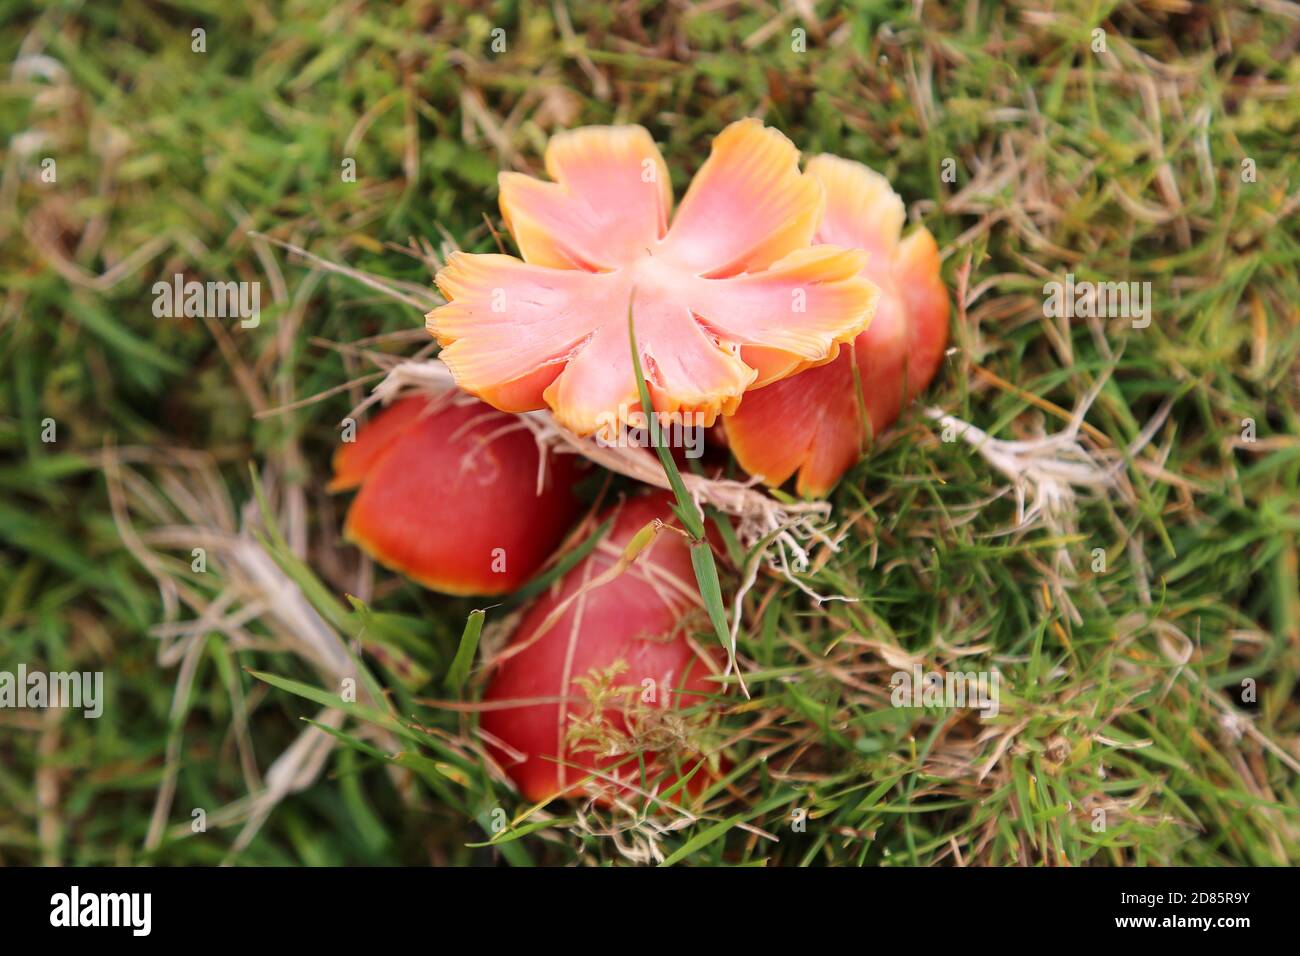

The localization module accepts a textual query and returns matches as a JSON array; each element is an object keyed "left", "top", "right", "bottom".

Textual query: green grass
[{"left": 1, "top": 0, "right": 1297, "bottom": 866}]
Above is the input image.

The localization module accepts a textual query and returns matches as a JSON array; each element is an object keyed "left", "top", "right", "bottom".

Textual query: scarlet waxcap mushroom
[
  {"left": 331, "top": 395, "right": 583, "bottom": 596},
  {"left": 427, "top": 119, "right": 879, "bottom": 436},
  {"left": 724, "top": 155, "right": 950, "bottom": 498},
  {"left": 480, "top": 493, "right": 724, "bottom": 804}
]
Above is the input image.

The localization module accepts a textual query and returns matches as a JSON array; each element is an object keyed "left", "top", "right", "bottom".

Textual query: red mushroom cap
[
  {"left": 480, "top": 493, "right": 724, "bottom": 804},
  {"left": 332, "top": 396, "right": 583, "bottom": 596}
]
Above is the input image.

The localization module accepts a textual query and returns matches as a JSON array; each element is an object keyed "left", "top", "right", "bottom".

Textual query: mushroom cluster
[{"left": 331, "top": 119, "right": 949, "bottom": 805}]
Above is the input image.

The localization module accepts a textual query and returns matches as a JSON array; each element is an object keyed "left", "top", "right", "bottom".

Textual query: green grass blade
[
  {"left": 446, "top": 608, "right": 486, "bottom": 691},
  {"left": 627, "top": 292, "right": 731, "bottom": 662}
]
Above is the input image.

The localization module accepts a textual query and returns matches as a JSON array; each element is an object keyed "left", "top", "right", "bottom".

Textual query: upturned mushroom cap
[{"left": 427, "top": 120, "right": 878, "bottom": 437}]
